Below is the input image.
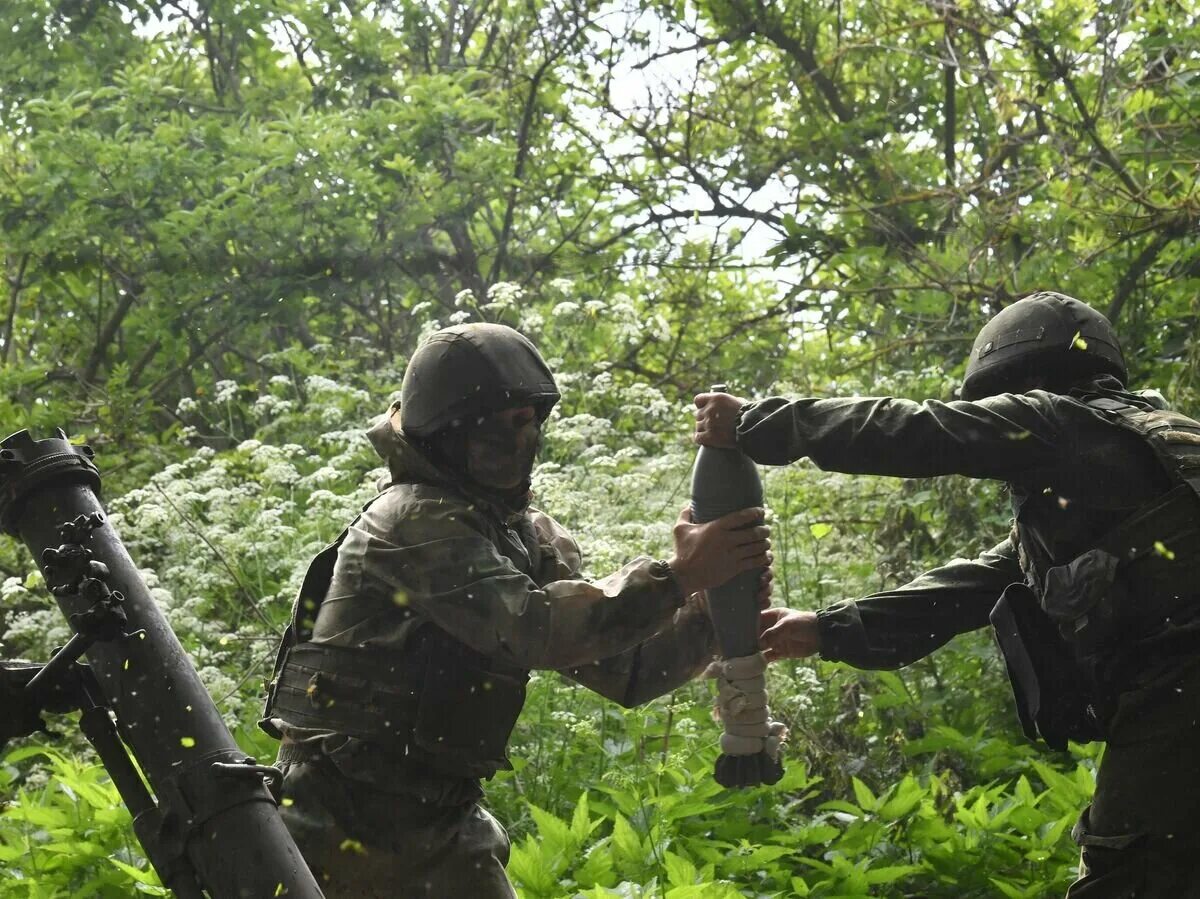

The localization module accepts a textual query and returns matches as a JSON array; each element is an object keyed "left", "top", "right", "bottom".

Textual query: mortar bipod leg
[{"left": 74, "top": 668, "right": 206, "bottom": 899}]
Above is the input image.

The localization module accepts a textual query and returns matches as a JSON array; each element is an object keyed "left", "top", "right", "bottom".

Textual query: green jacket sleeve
[
  {"left": 736, "top": 392, "right": 1069, "bottom": 480},
  {"left": 817, "top": 539, "right": 1022, "bottom": 669},
  {"left": 562, "top": 598, "right": 716, "bottom": 707},
  {"left": 527, "top": 511, "right": 717, "bottom": 706},
  {"left": 349, "top": 497, "right": 687, "bottom": 671}
]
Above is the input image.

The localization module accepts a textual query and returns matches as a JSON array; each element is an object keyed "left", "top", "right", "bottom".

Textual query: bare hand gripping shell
[{"left": 691, "top": 400, "right": 786, "bottom": 788}]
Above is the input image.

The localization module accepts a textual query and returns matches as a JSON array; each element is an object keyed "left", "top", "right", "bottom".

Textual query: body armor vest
[
  {"left": 992, "top": 394, "right": 1200, "bottom": 750},
  {"left": 260, "top": 492, "right": 533, "bottom": 780}
]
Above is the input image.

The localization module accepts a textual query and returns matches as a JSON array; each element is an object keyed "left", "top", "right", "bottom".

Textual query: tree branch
[
  {"left": 488, "top": 13, "right": 593, "bottom": 285},
  {"left": 83, "top": 265, "right": 141, "bottom": 384},
  {"left": 2, "top": 253, "right": 29, "bottom": 368},
  {"left": 1108, "top": 218, "right": 1192, "bottom": 324},
  {"left": 942, "top": 14, "right": 957, "bottom": 189},
  {"left": 585, "top": 204, "right": 785, "bottom": 256},
  {"left": 1006, "top": 7, "right": 1146, "bottom": 204},
  {"left": 734, "top": 0, "right": 854, "bottom": 122},
  {"left": 631, "top": 30, "right": 750, "bottom": 70}
]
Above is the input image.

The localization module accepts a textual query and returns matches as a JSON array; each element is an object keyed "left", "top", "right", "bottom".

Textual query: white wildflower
[
  {"left": 304, "top": 375, "right": 337, "bottom": 394},
  {"left": 485, "top": 281, "right": 524, "bottom": 309},
  {"left": 1, "top": 577, "right": 28, "bottom": 602},
  {"left": 306, "top": 489, "right": 340, "bottom": 510},
  {"left": 300, "top": 467, "right": 340, "bottom": 489},
  {"left": 518, "top": 310, "right": 544, "bottom": 331},
  {"left": 262, "top": 461, "right": 301, "bottom": 485},
  {"left": 252, "top": 395, "right": 278, "bottom": 418},
  {"left": 214, "top": 380, "right": 239, "bottom": 403}
]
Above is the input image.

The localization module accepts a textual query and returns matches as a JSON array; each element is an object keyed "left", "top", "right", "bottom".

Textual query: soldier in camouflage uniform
[
  {"left": 695, "top": 292, "right": 1200, "bottom": 897},
  {"left": 262, "top": 323, "right": 772, "bottom": 898}
]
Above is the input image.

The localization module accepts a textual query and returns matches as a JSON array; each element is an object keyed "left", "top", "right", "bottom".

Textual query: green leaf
[
  {"left": 5, "top": 746, "right": 55, "bottom": 765},
  {"left": 528, "top": 802, "right": 574, "bottom": 863},
  {"left": 574, "top": 838, "right": 618, "bottom": 890},
  {"left": 818, "top": 799, "right": 866, "bottom": 818},
  {"left": 611, "top": 813, "right": 648, "bottom": 874},
  {"left": 1124, "top": 87, "right": 1161, "bottom": 115},
  {"left": 878, "top": 775, "right": 925, "bottom": 821},
  {"left": 108, "top": 858, "right": 162, "bottom": 886},
  {"left": 662, "top": 850, "right": 697, "bottom": 888},
  {"left": 866, "top": 864, "right": 924, "bottom": 884},
  {"left": 851, "top": 777, "right": 878, "bottom": 812},
  {"left": 571, "top": 791, "right": 595, "bottom": 842},
  {"left": 990, "top": 877, "right": 1040, "bottom": 899},
  {"left": 506, "top": 835, "right": 560, "bottom": 896},
  {"left": 797, "top": 823, "right": 840, "bottom": 845}
]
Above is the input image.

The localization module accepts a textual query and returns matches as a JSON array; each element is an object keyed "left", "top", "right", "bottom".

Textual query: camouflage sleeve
[
  {"left": 527, "top": 509, "right": 584, "bottom": 585},
  {"left": 817, "top": 538, "right": 1021, "bottom": 669},
  {"left": 358, "top": 499, "right": 686, "bottom": 671},
  {"left": 527, "top": 509, "right": 716, "bottom": 705},
  {"left": 562, "top": 597, "right": 716, "bottom": 707}
]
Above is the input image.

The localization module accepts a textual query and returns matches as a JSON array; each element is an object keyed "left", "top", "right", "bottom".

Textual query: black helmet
[
  {"left": 961, "top": 292, "right": 1126, "bottom": 401},
  {"left": 400, "top": 323, "right": 560, "bottom": 437}
]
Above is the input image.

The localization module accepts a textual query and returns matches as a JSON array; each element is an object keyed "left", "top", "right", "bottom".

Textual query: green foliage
[
  {"left": 498, "top": 743, "right": 1085, "bottom": 897},
  {"left": 4, "top": 0, "right": 1198, "bottom": 894},
  {"left": 0, "top": 747, "right": 164, "bottom": 896}
]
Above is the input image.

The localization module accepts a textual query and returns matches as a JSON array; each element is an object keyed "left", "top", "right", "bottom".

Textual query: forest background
[{"left": 1, "top": 0, "right": 1198, "bottom": 896}]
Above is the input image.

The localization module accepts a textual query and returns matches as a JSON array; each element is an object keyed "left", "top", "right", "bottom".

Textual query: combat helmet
[
  {"left": 400, "top": 323, "right": 560, "bottom": 437},
  {"left": 961, "top": 292, "right": 1126, "bottom": 401}
]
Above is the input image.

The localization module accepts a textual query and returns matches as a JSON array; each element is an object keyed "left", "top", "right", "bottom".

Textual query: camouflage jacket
[{"left": 271, "top": 406, "right": 715, "bottom": 800}]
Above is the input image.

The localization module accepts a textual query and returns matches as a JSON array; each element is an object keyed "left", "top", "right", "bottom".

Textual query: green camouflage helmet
[
  {"left": 400, "top": 323, "right": 560, "bottom": 437},
  {"left": 961, "top": 292, "right": 1126, "bottom": 401}
]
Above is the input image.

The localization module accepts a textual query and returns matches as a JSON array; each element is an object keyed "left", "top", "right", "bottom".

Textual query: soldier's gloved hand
[
  {"left": 669, "top": 505, "right": 770, "bottom": 597},
  {"left": 759, "top": 608, "right": 820, "bottom": 662},
  {"left": 693, "top": 392, "right": 747, "bottom": 449}
]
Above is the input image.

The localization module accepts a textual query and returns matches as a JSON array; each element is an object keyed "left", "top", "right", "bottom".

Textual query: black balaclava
[{"left": 421, "top": 412, "right": 543, "bottom": 515}]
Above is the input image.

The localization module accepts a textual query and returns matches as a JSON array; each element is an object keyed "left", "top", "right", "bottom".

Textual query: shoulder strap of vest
[
  {"left": 1085, "top": 397, "right": 1200, "bottom": 497},
  {"left": 1079, "top": 398, "right": 1200, "bottom": 591},
  {"left": 265, "top": 491, "right": 390, "bottom": 695}
]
